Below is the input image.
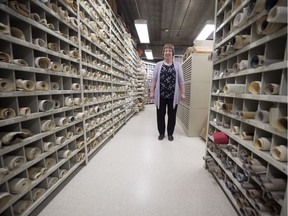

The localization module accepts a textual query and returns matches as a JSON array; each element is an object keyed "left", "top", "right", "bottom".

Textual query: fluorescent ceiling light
[
  {"left": 145, "top": 49, "right": 153, "bottom": 60},
  {"left": 195, "top": 23, "right": 215, "bottom": 41},
  {"left": 134, "top": 19, "right": 150, "bottom": 43}
]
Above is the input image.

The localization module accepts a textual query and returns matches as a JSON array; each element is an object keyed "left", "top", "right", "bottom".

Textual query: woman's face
[{"left": 164, "top": 48, "right": 173, "bottom": 59}]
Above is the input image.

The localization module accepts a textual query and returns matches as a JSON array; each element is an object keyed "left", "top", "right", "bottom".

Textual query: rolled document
[
  {"left": 75, "top": 127, "right": 83, "bottom": 134},
  {"left": 231, "top": 35, "right": 251, "bottom": 49},
  {"left": 33, "top": 38, "right": 47, "bottom": 47},
  {"left": 4, "top": 156, "right": 26, "bottom": 170},
  {"left": 0, "top": 192, "right": 12, "bottom": 209},
  {"left": 36, "top": 81, "right": 49, "bottom": 91},
  {"left": 47, "top": 177, "right": 58, "bottom": 188},
  {"left": 41, "top": 119, "right": 56, "bottom": 132},
  {"left": 224, "top": 84, "right": 245, "bottom": 93},
  {"left": 30, "top": 13, "right": 41, "bottom": 22},
  {"left": 70, "top": 17, "right": 78, "bottom": 28},
  {"left": 10, "top": 27, "right": 26, "bottom": 40},
  {"left": 269, "top": 108, "right": 287, "bottom": 132},
  {"left": 76, "top": 141, "right": 85, "bottom": 149},
  {"left": 254, "top": 137, "right": 271, "bottom": 150},
  {"left": 0, "top": 168, "right": 9, "bottom": 181},
  {"left": 50, "top": 82, "right": 60, "bottom": 90},
  {"left": 35, "top": 57, "right": 51, "bottom": 69},
  {"left": 264, "top": 83, "right": 280, "bottom": 95},
  {"left": 47, "top": 42, "right": 59, "bottom": 52},
  {"left": 32, "top": 188, "right": 46, "bottom": 201},
  {"left": 239, "top": 111, "right": 256, "bottom": 119},
  {"left": 0, "top": 108, "right": 16, "bottom": 119},
  {"left": 65, "top": 96, "right": 74, "bottom": 106},
  {"left": 0, "top": 52, "right": 12, "bottom": 63},
  {"left": 25, "top": 147, "right": 41, "bottom": 161},
  {"left": 72, "top": 83, "right": 81, "bottom": 90},
  {"left": 1, "top": 131, "right": 32, "bottom": 145},
  {"left": 263, "top": 178, "right": 287, "bottom": 190},
  {"left": 0, "top": 78, "right": 15, "bottom": 91},
  {"left": 271, "top": 145, "right": 287, "bottom": 161},
  {"left": 231, "top": 126, "right": 240, "bottom": 135},
  {"left": 248, "top": 81, "right": 261, "bottom": 94},
  {"left": 69, "top": 49, "right": 80, "bottom": 59},
  {"left": 28, "top": 167, "right": 47, "bottom": 180},
  {"left": 8, "top": 1, "right": 30, "bottom": 17},
  {"left": 53, "top": 99, "right": 61, "bottom": 108},
  {"left": 58, "top": 149, "right": 72, "bottom": 158},
  {"left": 59, "top": 169, "right": 68, "bottom": 178},
  {"left": 13, "top": 59, "right": 28, "bottom": 66},
  {"left": 255, "top": 110, "right": 269, "bottom": 123},
  {"left": 43, "top": 142, "right": 54, "bottom": 152},
  {"left": 13, "top": 200, "right": 32, "bottom": 214},
  {"left": 0, "top": 23, "right": 10, "bottom": 35},
  {"left": 54, "top": 117, "right": 68, "bottom": 126},
  {"left": 239, "top": 60, "right": 248, "bottom": 70},
  {"left": 49, "top": 61, "right": 61, "bottom": 72},
  {"left": 9, "top": 178, "right": 31, "bottom": 194},
  {"left": 70, "top": 36, "right": 79, "bottom": 44},
  {"left": 73, "top": 97, "right": 82, "bottom": 105},
  {"left": 222, "top": 103, "right": 233, "bottom": 112},
  {"left": 39, "top": 100, "right": 55, "bottom": 112},
  {"left": 76, "top": 153, "right": 85, "bottom": 162},
  {"left": 16, "top": 79, "right": 36, "bottom": 91},
  {"left": 56, "top": 136, "right": 66, "bottom": 145},
  {"left": 45, "top": 158, "right": 57, "bottom": 169},
  {"left": 256, "top": 15, "right": 285, "bottom": 34},
  {"left": 240, "top": 132, "right": 254, "bottom": 140},
  {"left": 267, "top": 6, "right": 288, "bottom": 23}
]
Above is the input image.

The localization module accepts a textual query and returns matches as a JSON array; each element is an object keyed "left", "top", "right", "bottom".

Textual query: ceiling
[{"left": 115, "top": 0, "right": 215, "bottom": 62}]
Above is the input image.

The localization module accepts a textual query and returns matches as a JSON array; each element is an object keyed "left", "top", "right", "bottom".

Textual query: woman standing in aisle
[{"left": 149, "top": 43, "right": 185, "bottom": 141}]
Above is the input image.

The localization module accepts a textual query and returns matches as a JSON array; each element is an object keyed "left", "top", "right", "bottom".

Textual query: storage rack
[
  {"left": 143, "top": 61, "right": 155, "bottom": 104},
  {"left": 205, "top": 0, "right": 287, "bottom": 215},
  {"left": 0, "top": 0, "right": 139, "bottom": 215},
  {"left": 177, "top": 53, "right": 212, "bottom": 137}
]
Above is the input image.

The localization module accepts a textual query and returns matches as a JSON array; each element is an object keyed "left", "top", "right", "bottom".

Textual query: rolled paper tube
[
  {"left": 265, "top": 0, "right": 287, "bottom": 11},
  {"left": 249, "top": 164, "right": 267, "bottom": 174},
  {"left": 75, "top": 112, "right": 85, "bottom": 120},
  {"left": 222, "top": 103, "right": 233, "bottom": 112},
  {"left": 0, "top": 168, "right": 9, "bottom": 181},
  {"left": 30, "top": 13, "right": 40, "bottom": 22},
  {"left": 246, "top": 189, "right": 262, "bottom": 198},
  {"left": 277, "top": 117, "right": 288, "bottom": 132},
  {"left": 56, "top": 136, "right": 66, "bottom": 145},
  {"left": 25, "top": 147, "right": 41, "bottom": 160},
  {"left": 33, "top": 38, "right": 46, "bottom": 47},
  {"left": 264, "top": 83, "right": 280, "bottom": 95},
  {"left": 35, "top": 57, "right": 51, "bottom": 69},
  {"left": 223, "top": 84, "right": 245, "bottom": 93},
  {"left": 69, "top": 50, "right": 80, "bottom": 59},
  {"left": 222, "top": 45, "right": 234, "bottom": 56},
  {"left": 248, "top": 81, "right": 261, "bottom": 94},
  {"left": 65, "top": 97, "right": 74, "bottom": 106},
  {"left": 70, "top": 36, "right": 79, "bottom": 44},
  {"left": 255, "top": 110, "right": 269, "bottom": 123},
  {"left": 0, "top": 108, "right": 16, "bottom": 119},
  {"left": 47, "top": 42, "right": 59, "bottom": 52},
  {"left": 72, "top": 83, "right": 81, "bottom": 90},
  {"left": 0, "top": 78, "right": 15, "bottom": 92},
  {"left": 232, "top": 63, "right": 240, "bottom": 72},
  {"left": 240, "top": 132, "right": 254, "bottom": 140},
  {"left": 76, "top": 153, "right": 85, "bottom": 162},
  {"left": 45, "top": 158, "right": 56, "bottom": 169},
  {"left": 4, "top": 156, "right": 26, "bottom": 170},
  {"left": 0, "top": 23, "right": 10, "bottom": 34},
  {"left": 254, "top": 137, "right": 271, "bottom": 150},
  {"left": 53, "top": 99, "right": 61, "bottom": 109},
  {"left": 248, "top": 158, "right": 262, "bottom": 166},
  {"left": 59, "top": 169, "right": 68, "bottom": 178},
  {"left": 240, "top": 111, "right": 256, "bottom": 119},
  {"left": 41, "top": 120, "right": 56, "bottom": 132},
  {"left": 235, "top": 173, "right": 248, "bottom": 182},
  {"left": 70, "top": 17, "right": 78, "bottom": 28},
  {"left": 263, "top": 178, "right": 286, "bottom": 191},
  {"left": 43, "top": 142, "right": 54, "bottom": 152},
  {"left": 49, "top": 62, "right": 61, "bottom": 72},
  {"left": 67, "top": 116, "right": 75, "bottom": 122},
  {"left": 75, "top": 127, "right": 83, "bottom": 134},
  {"left": 232, "top": 35, "right": 251, "bottom": 49},
  {"left": 54, "top": 117, "right": 68, "bottom": 126},
  {"left": 269, "top": 108, "right": 287, "bottom": 132},
  {"left": 66, "top": 132, "right": 74, "bottom": 139},
  {"left": 256, "top": 15, "right": 285, "bottom": 34},
  {"left": 16, "top": 79, "right": 35, "bottom": 92},
  {"left": 267, "top": 191, "right": 285, "bottom": 200},
  {"left": 250, "top": 0, "right": 266, "bottom": 13},
  {"left": 31, "top": 188, "right": 46, "bottom": 201},
  {"left": 9, "top": 1, "right": 30, "bottom": 16},
  {"left": 60, "top": 50, "right": 68, "bottom": 55},
  {"left": 1, "top": 131, "right": 31, "bottom": 145},
  {"left": 58, "top": 149, "right": 72, "bottom": 158},
  {"left": 47, "top": 177, "right": 58, "bottom": 188},
  {"left": 255, "top": 203, "right": 273, "bottom": 212},
  {"left": 267, "top": 6, "right": 288, "bottom": 23},
  {"left": 39, "top": 100, "right": 55, "bottom": 112},
  {"left": 47, "top": 23, "right": 55, "bottom": 30},
  {"left": 10, "top": 27, "right": 25, "bottom": 40},
  {"left": 45, "top": 2, "right": 58, "bottom": 13},
  {"left": 13, "top": 59, "right": 28, "bottom": 66},
  {"left": 0, "top": 52, "right": 12, "bottom": 63},
  {"left": 36, "top": 81, "right": 49, "bottom": 91},
  {"left": 76, "top": 141, "right": 85, "bottom": 149},
  {"left": 0, "top": 192, "right": 12, "bottom": 209},
  {"left": 13, "top": 200, "right": 32, "bottom": 214},
  {"left": 239, "top": 60, "right": 248, "bottom": 70},
  {"left": 28, "top": 167, "right": 47, "bottom": 180},
  {"left": 50, "top": 82, "right": 60, "bottom": 90},
  {"left": 9, "top": 178, "right": 31, "bottom": 194},
  {"left": 73, "top": 97, "right": 81, "bottom": 105},
  {"left": 224, "top": 68, "right": 234, "bottom": 74},
  {"left": 233, "top": 13, "right": 248, "bottom": 27},
  {"left": 271, "top": 145, "right": 287, "bottom": 161}
]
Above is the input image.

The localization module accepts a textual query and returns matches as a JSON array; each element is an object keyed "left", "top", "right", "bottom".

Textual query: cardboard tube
[
  {"left": 75, "top": 127, "right": 83, "bottom": 134},
  {"left": 16, "top": 79, "right": 35, "bottom": 91},
  {"left": 25, "top": 147, "right": 41, "bottom": 161},
  {"left": 76, "top": 141, "right": 85, "bottom": 149},
  {"left": 263, "top": 178, "right": 287, "bottom": 191},
  {"left": 267, "top": 6, "right": 288, "bottom": 23},
  {"left": 232, "top": 35, "right": 251, "bottom": 49},
  {"left": 255, "top": 110, "right": 270, "bottom": 123},
  {"left": 269, "top": 108, "right": 287, "bottom": 132},
  {"left": 248, "top": 81, "right": 261, "bottom": 94},
  {"left": 264, "top": 83, "right": 280, "bottom": 95},
  {"left": 254, "top": 137, "right": 271, "bottom": 150},
  {"left": 10, "top": 27, "right": 25, "bottom": 40},
  {"left": 251, "top": 0, "right": 266, "bottom": 13},
  {"left": 66, "top": 132, "right": 74, "bottom": 139},
  {"left": 240, "top": 132, "right": 254, "bottom": 140},
  {"left": 256, "top": 15, "right": 285, "bottom": 34},
  {"left": 231, "top": 126, "right": 240, "bottom": 135},
  {"left": 19, "top": 107, "right": 31, "bottom": 116},
  {"left": 222, "top": 103, "right": 233, "bottom": 112},
  {"left": 4, "top": 156, "right": 26, "bottom": 170},
  {"left": 72, "top": 83, "right": 81, "bottom": 90},
  {"left": 9, "top": 178, "right": 31, "bottom": 194},
  {"left": 271, "top": 145, "right": 287, "bottom": 161},
  {"left": 224, "top": 84, "right": 245, "bottom": 93},
  {"left": 0, "top": 108, "right": 16, "bottom": 119},
  {"left": 39, "top": 100, "right": 55, "bottom": 111},
  {"left": 239, "top": 111, "right": 256, "bottom": 119}
]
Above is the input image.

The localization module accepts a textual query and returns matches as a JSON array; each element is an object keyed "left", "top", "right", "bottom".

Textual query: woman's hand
[
  {"left": 149, "top": 91, "right": 154, "bottom": 99},
  {"left": 181, "top": 93, "right": 186, "bottom": 101}
]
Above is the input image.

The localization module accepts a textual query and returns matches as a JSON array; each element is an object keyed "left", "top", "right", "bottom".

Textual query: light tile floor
[{"left": 37, "top": 105, "right": 237, "bottom": 216}]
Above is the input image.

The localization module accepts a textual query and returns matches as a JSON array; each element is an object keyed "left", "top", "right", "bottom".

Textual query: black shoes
[
  {"left": 158, "top": 134, "right": 164, "bottom": 140},
  {"left": 168, "top": 135, "right": 174, "bottom": 141}
]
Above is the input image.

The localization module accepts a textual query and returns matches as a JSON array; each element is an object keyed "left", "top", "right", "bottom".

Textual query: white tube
[
  {"left": 39, "top": 100, "right": 55, "bottom": 111},
  {"left": 0, "top": 108, "right": 16, "bottom": 119},
  {"left": 43, "top": 142, "right": 54, "bottom": 152},
  {"left": 9, "top": 178, "right": 31, "bottom": 194},
  {"left": 224, "top": 84, "right": 246, "bottom": 93},
  {"left": 25, "top": 147, "right": 41, "bottom": 161},
  {"left": 255, "top": 110, "right": 270, "bottom": 123},
  {"left": 264, "top": 83, "right": 280, "bottom": 95},
  {"left": 58, "top": 149, "right": 72, "bottom": 158},
  {"left": 41, "top": 119, "right": 56, "bottom": 132},
  {"left": 248, "top": 81, "right": 261, "bottom": 94},
  {"left": 36, "top": 81, "right": 49, "bottom": 91},
  {"left": 56, "top": 136, "right": 66, "bottom": 145},
  {"left": 267, "top": 6, "right": 288, "bottom": 23},
  {"left": 0, "top": 78, "right": 15, "bottom": 91},
  {"left": 16, "top": 79, "right": 35, "bottom": 91},
  {"left": 254, "top": 137, "right": 271, "bottom": 150},
  {"left": 271, "top": 145, "right": 288, "bottom": 161},
  {"left": 4, "top": 156, "right": 26, "bottom": 170},
  {"left": 19, "top": 107, "right": 31, "bottom": 116}
]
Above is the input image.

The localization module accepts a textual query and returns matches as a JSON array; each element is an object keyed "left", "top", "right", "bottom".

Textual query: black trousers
[{"left": 157, "top": 97, "right": 178, "bottom": 136}]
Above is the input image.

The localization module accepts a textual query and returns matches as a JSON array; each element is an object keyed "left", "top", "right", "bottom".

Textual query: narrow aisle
[{"left": 38, "top": 105, "right": 237, "bottom": 216}]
